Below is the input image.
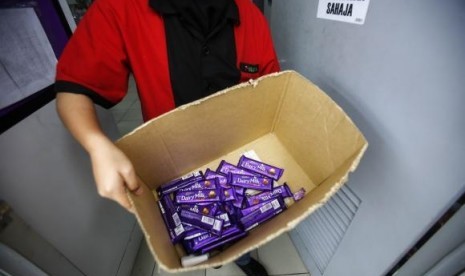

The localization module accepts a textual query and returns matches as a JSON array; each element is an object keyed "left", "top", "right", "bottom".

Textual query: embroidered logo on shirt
[{"left": 240, "top": 63, "right": 259, "bottom": 74}]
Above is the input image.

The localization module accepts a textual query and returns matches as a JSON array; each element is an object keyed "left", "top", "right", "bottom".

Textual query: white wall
[{"left": 268, "top": 0, "right": 465, "bottom": 275}]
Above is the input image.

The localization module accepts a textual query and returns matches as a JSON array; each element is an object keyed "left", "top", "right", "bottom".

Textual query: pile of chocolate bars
[{"left": 156, "top": 155, "right": 305, "bottom": 256}]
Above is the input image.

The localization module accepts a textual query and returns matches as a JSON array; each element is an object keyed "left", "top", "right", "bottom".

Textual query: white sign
[{"left": 317, "top": 0, "right": 371, "bottom": 25}]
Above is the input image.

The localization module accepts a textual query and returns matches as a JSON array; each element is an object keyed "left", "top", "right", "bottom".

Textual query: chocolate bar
[
  {"left": 186, "top": 225, "right": 243, "bottom": 253},
  {"left": 159, "top": 171, "right": 204, "bottom": 196},
  {"left": 205, "top": 169, "right": 229, "bottom": 187},
  {"left": 228, "top": 173, "right": 273, "bottom": 191},
  {"left": 205, "top": 170, "right": 239, "bottom": 201},
  {"left": 216, "top": 160, "right": 257, "bottom": 176},
  {"left": 293, "top": 188, "right": 306, "bottom": 201},
  {"left": 199, "top": 231, "right": 247, "bottom": 254},
  {"left": 215, "top": 212, "right": 231, "bottom": 227},
  {"left": 158, "top": 195, "right": 185, "bottom": 243},
  {"left": 238, "top": 155, "right": 284, "bottom": 181},
  {"left": 182, "top": 238, "right": 197, "bottom": 254},
  {"left": 175, "top": 189, "right": 221, "bottom": 204},
  {"left": 234, "top": 186, "right": 245, "bottom": 195},
  {"left": 177, "top": 203, "right": 219, "bottom": 217},
  {"left": 232, "top": 194, "right": 245, "bottom": 208},
  {"left": 180, "top": 202, "right": 219, "bottom": 234},
  {"left": 179, "top": 209, "right": 224, "bottom": 236},
  {"left": 183, "top": 228, "right": 208, "bottom": 240},
  {"left": 222, "top": 202, "right": 236, "bottom": 216},
  {"left": 240, "top": 195, "right": 281, "bottom": 216},
  {"left": 179, "top": 179, "right": 218, "bottom": 192},
  {"left": 222, "top": 202, "right": 239, "bottom": 225},
  {"left": 246, "top": 183, "right": 293, "bottom": 206},
  {"left": 240, "top": 196, "right": 286, "bottom": 231},
  {"left": 221, "top": 187, "right": 237, "bottom": 202}
]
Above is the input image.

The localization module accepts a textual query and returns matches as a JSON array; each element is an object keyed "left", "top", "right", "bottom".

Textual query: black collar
[{"left": 149, "top": 0, "right": 240, "bottom": 25}]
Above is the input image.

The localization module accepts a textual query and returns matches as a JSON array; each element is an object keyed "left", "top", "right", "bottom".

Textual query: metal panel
[{"left": 290, "top": 185, "right": 361, "bottom": 275}]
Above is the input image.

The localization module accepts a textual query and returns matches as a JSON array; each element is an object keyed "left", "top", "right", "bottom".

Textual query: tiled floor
[
  {"left": 130, "top": 233, "right": 309, "bottom": 276},
  {"left": 111, "top": 77, "right": 310, "bottom": 276}
]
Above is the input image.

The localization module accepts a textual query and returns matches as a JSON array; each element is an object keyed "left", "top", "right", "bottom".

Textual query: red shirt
[{"left": 56, "top": 0, "right": 280, "bottom": 121}]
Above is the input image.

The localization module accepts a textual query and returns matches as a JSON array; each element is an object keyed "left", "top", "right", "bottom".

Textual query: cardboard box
[{"left": 116, "top": 71, "right": 368, "bottom": 272}]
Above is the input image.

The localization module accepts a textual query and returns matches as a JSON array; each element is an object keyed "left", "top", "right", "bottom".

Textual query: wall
[
  {"left": 268, "top": 0, "right": 465, "bottom": 275},
  {"left": 0, "top": 101, "right": 140, "bottom": 276},
  {"left": 396, "top": 204, "right": 465, "bottom": 276}
]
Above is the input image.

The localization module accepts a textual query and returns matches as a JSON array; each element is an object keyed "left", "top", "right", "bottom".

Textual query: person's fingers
[
  {"left": 120, "top": 166, "right": 143, "bottom": 196},
  {"left": 95, "top": 174, "right": 134, "bottom": 213},
  {"left": 112, "top": 185, "right": 135, "bottom": 213}
]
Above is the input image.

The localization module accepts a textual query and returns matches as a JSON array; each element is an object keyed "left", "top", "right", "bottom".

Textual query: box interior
[{"left": 118, "top": 71, "right": 367, "bottom": 272}]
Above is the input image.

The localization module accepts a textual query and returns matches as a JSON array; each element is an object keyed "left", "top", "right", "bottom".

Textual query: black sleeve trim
[{"left": 55, "top": 80, "right": 116, "bottom": 109}]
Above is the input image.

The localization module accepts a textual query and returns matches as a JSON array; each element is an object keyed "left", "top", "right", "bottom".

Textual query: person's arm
[{"left": 56, "top": 92, "right": 142, "bottom": 212}]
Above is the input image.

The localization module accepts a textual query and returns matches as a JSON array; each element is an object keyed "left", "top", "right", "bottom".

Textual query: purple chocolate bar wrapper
[
  {"left": 235, "top": 186, "right": 245, "bottom": 195},
  {"left": 175, "top": 189, "right": 221, "bottom": 204},
  {"left": 183, "top": 239, "right": 196, "bottom": 254},
  {"left": 241, "top": 195, "right": 281, "bottom": 217},
  {"left": 178, "top": 203, "right": 219, "bottom": 217},
  {"left": 205, "top": 170, "right": 239, "bottom": 201},
  {"left": 240, "top": 196, "right": 286, "bottom": 231},
  {"left": 160, "top": 171, "right": 202, "bottom": 190},
  {"left": 293, "top": 188, "right": 306, "bottom": 201},
  {"left": 246, "top": 183, "right": 293, "bottom": 206},
  {"left": 215, "top": 212, "right": 231, "bottom": 227},
  {"left": 179, "top": 179, "right": 218, "bottom": 192},
  {"left": 228, "top": 173, "right": 273, "bottom": 191},
  {"left": 221, "top": 187, "right": 237, "bottom": 202},
  {"left": 199, "top": 231, "right": 247, "bottom": 254},
  {"left": 182, "top": 224, "right": 195, "bottom": 232},
  {"left": 238, "top": 155, "right": 284, "bottom": 181},
  {"left": 183, "top": 228, "right": 208, "bottom": 240},
  {"left": 205, "top": 169, "right": 229, "bottom": 187},
  {"left": 244, "top": 208, "right": 283, "bottom": 231},
  {"left": 222, "top": 202, "right": 236, "bottom": 216},
  {"left": 232, "top": 194, "right": 245, "bottom": 208},
  {"left": 159, "top": 196, "right": 182, "bottom": 228},
  {"left": 188, "top": 225, "right": 242, "bottom": 252},
  {"left": 159, "top": 172, "right": 204, "bottom": 196},
  {"left": 158, "top": 197, "right": 185, "bottom": 243},
  {"left": 158, "top": 201, "right": 176, "bottom": 240},
  {"left": 179, "top": 209, "right": 224, "bottom": 236},
  {"left": 216, "top": 160, "right": 258, "bottom": 176}
]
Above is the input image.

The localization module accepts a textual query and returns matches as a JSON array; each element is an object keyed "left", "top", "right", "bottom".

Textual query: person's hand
[
  {"left": 56, "top": 93, "right": 143, "bottom": 213},
  {"left": 89, "top": 140, "right": 143, "bottom": 213}
]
